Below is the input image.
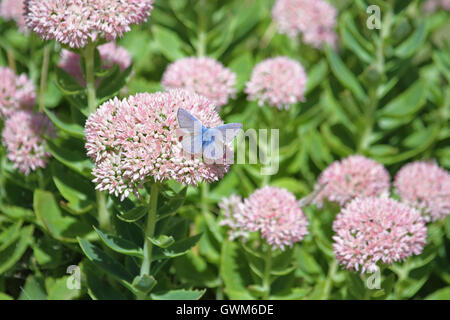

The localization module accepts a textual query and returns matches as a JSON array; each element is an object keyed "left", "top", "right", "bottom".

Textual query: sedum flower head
[
  {"left": 272, "top": 0, "right": 338, "bottom": 48},
  {"left": 162, "top": 57, "right": 237, "bottom": 110},
  {"left": 424, "top": 0, "right": 450, "bottom": 12},
  {"left": 245, "top": 56, "right": 307, "bottom": 110},
  {"left": 85, "top": 89, "right": 229, "bottom": 200},
  {"left": 313, "top": 155, "right": 391, "bottom": 208},
  {"left": 24, "top": 0, "right": 154, "bottom": 48},
  {"left": 2, "top": 110, "right": 54, "bottom": 175},
  {"left": 333, "top": 197, "right": 427, "bottom": 273},
  {"left": 58, "top": 42, "right": 132, "bottom": 86},
  {"left": 394, "top": 161, "right": 450, "bottom": 222},
  {"left": 219, "top": 187, "right": 309, "bottom": 250},
  {"left": 0, "top": 0, "right": 27, "bottom": 32},
  {"left": 0, "top": 67, "right": 36, "bottom": 118}
]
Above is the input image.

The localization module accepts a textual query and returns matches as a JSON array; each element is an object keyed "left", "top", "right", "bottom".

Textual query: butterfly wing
[
  {"left": 214, "top": 123, "right": 243, "bottom": 144},
  {"left": 177, "top": 108, "right": 203, "bottom": 154}
]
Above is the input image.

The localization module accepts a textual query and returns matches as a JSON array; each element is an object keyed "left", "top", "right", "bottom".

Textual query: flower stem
[
  {"left": 83, "top": 41, "right": 110, "bottom": 232},
  {"left": 140, "top": 183, "right": 160, "bottom": 277},
  {"left": 7, "top": 48, "right": 16, "bottom": 73},
  {"left": 263, "top": 246, "right": 273, "bottom": 299},
  {"left": 322, "top": 259, "right": 338, "bottom": 300},
  {"left": 201, "top": 183, "right": 209, "bottom": 215},
  {"left": 39, "top": 45, "right": 51, "bottom": 112},
  {"left": 84, "top": 42, "right": 97, "bottom": 113},
  {"left": 96, "top": 190, "right": 110, "bottom": 231}
]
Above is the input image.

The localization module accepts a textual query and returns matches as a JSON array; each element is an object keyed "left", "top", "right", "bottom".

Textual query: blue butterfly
[{"left": 177, "top": 108, "right": 242, "bottom": 160}]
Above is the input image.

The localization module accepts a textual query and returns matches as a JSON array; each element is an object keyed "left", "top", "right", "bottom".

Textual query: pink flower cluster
[
  {"left": 24, "top": 0, "right": 154, "bottom": 48},
  {"left": 219, "top": 187, "right": 309, "bottom": 250},
  {"left": 313, "top": 155, "right": 391, "bottom": 208},
  {"left": 333, "top": 197, "right": 427, "bottom": 273},
  {"left": 0, "top": 67, "right": 36, "bottom": 118},
  {"left": 424, "top": 0, "right": 450, "bottom": 12},
  {"left": 58, "top": 42, "right": 132, "bottom": 86},
  {"left": 2, "top": 110, "right": 54, "bottom": 175},
  {"left": 0, "top": 0, "right": 27, "bottom": 32},
  {"left": 394, "top": 161, "right": 450, "bottom": 222},
  {"left": 162, "top": 57, "right": 237, "bottom": 109},
  {"left": 272, "top": 0, "right": 338, "bottom": 48},
  {"left": 245, "top": 57, "right": 307, "bottom": 110},
  {"left": 85, "top": 89, "right": 229, "bottom": 200}
]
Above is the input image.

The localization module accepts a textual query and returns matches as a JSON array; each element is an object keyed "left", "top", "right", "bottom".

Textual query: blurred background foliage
[{"left": 0, "top": 0, "right": 448, "bottom": 300}]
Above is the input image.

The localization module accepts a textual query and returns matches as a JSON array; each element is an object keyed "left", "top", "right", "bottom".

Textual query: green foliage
[{"left": 0, "top": 0, "right": 448, "bottom": 300}]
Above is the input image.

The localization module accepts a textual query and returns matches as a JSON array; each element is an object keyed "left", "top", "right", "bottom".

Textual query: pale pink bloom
[
  {"left": 333, "top": 197, "right": 427, "bottom": 273},
  {"left": 219, "top": 187, "right": 309, "bottom": 250},
  {"left": 423, "top": 0, "right": 450, "bottom": 12},
  {"left": 0, "top": 67, "right": 36, "bottom": 118},
  {"left": 313, "top": 155, "right": 391, "bottom": 208},
  {"left": 0, "top": 0, "right": 27, "bottom": 32},
  {"left": 245, "top": 56, "right": 307, "bottom": 110},
  {"left": 24, "top": 0, "right": 154, "bottom": 48},
  {"left": 162, "top": 57, "right": 236, "bottom": 110},
  {"left": 85, "top": 89, "right": 229, "bottom": 200},
  {"left": 272, "top": 0, "right": 338, "bottom": 49},
  {"left": 58, "top": 42, "right": 132, "bottom": 86},
  {"left": 394, "top": 161, "right": 450, "bottom": 222},
  {"left": 2, "top": 110, "right": 55, "bottom": 175}
]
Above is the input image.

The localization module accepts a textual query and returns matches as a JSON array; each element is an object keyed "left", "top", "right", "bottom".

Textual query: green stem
[
  {"left": 322, "top": 259, "right": 338, "bottom": 300},
  {"left": 83, "top": 41, "right": 111, "bottom": 232},
  {"left": 140, "top": 183, "right": 160, "bottom": 278},
  {"left": 201, "top": 183, "right": 209, "bottom": 215},
  {"left": 7, "top": 48, "right": 16, "bottom": 73},
  {"left": 262, "top": 246, "right": 273, "bottom": 299},
  {"left": 39, "top": 45, "right": 51, "bottom": 112},
  {"left": 96, "top": 191, "right": 110, "bottom": 232},
  {"left": 83, "top": 42, "right": 97, "bottom": 113}
]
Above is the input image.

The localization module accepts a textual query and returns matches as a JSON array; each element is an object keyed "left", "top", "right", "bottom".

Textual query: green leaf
[
  {"left": 0, "top": 203, "right": 34, "bottom": 220},
  {"left": 305, "top": 59, "right": 328, "bottom": 94},
  {"left": 18, "top": 276, "right": 47, "bottom": 300},
  {"left": 0, "top": 225, "right": 33, "bottom": 274},
  {"left": 51, "top": 162, "right": 96, "bottom": 214},
  {"left": 152, "top": 25, "right": 186, "bottom": 61},
  {"left": 81, "top": 260, "right": 127, "bottom": 300},
  {"left": 132, "top": 275, "right": 157, "bottom": 293},
  {"left": 94, "top": 227, "right": 143, "bottom": 258},
  {"left": 46, "top": 138, "right": 93, "bottom": 178},
  {"left": 0, "top": 220, "right": 23, "bottom": 250},
  {"left": 46, "top": 277, "right": 81, "bottom": 300},
  {"left": 55, "top": 67, "right": 84, "bottom": 94},
  {"left": 395, "top": 21, "right": 427, "bottom": 58},
  {"left": 425, "top": 287, "right": 450, "bottom": 300},
  {"left": 97, "top": 65, "right": 133, "bottom": 103},
  {"left": 0, "top": 293, "right": 13, "bottom": 300},
  {"left": 43, "top": 107, "right": 85, "bottom": 139},
  {"left": 220, "top": 240, "right": 255, "bottom": 300},
  {"left": 78, "top": 237, "right": 134, "bottom": 283},
  {"left": 148, "top": 235, "right": 175, "bottom": 248},
  {"left": 340, "top": 14, "right": 373, "bottom": 63},
  {"left": 34, "top": 189, "right": 94, "bottom": 242},
  {"left": 229, "top": 52, "right": 253, "bottom": 91},
  {"left": 153, "top": 233, "right": 202, "bottom": 259},
  {"left": 379, "top": 80, "right": 427, "bottom": 118},
  {"left": 117, "top": 206, "right": 147, "bottom": 223},
  {"left": 150, "top": 289, "right": 205, "bottom": 300},
  {"left": 325, "top": 45, "right": 367, "bottom": 103}
]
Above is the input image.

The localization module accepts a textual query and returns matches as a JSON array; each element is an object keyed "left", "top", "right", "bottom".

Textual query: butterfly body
[{"left": 177, "top": 108, "right": 242, "bottom": 160}]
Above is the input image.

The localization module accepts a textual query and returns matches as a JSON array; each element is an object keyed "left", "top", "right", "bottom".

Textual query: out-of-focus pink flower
[
  {"left": 0, "top": 0, "right": 27, "bottom": 32},
  {"left": 219, "top": 187, "right": 309, "bottom": 250},
  {"left": 2, "top": 110, "right": 55, "bottom": 175},
  {"left": 272, "top": 0, "right": 338, "bottom": 49},
  {"left": 24, "top": 0, "right": 154, "bottom": 48},
  {"left": 85, "top": 89, "right": 229, "bottom": 200},
  {"left": 333, "top": 197, "right": 427, "bottom": 273},
  {"left": 394, "top": 161, "right": 450, "bottom": 222},
  {"left": 313, "top": 155, "right": 391, "bottom": 208},
  {"left": 245, "top": 56, "right": 307, "bottom": 110},
  {"left": 423, "top": 0, "right": 450, "bottom": 12},
  {"left": 0, "top": 67, "right": 36, "bottom": 118},
  {"left": 58, "top": 42, "right": 132, "bottom": 86},
  {"left": 162, "top": 57, "right": 237, "bottom": 110}
]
